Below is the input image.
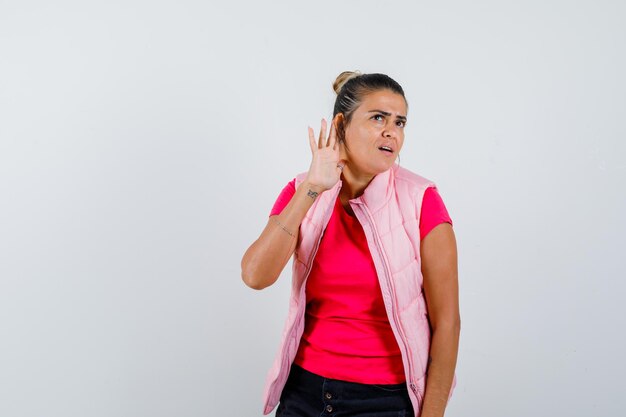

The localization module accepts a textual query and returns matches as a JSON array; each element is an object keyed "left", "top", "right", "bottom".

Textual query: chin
[{"left": 380, "top": 161, "right": 397, "bottom": 171}]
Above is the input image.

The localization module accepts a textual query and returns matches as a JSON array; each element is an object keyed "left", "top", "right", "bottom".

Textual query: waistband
[{"left": 288, "top": 363, "right": 408, "bottom": 391}]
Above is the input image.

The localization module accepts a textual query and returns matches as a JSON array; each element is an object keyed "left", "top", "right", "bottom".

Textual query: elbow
[
  {"left": 240, "top": 258, "right": 271, "bottom": 290},
  {"left": 241, "top": 245, "right": 282, "bottom": 290},
  {"left": 241, "top": 270, "right": 267, "bottom": 290},
  {"left": 432, "top": 315, "right": 461, "bottom": 335},
  {"left": 450, "top": 315, "right": 462, "bottom": 335},
  {"left": 448, "top": 314, "right": 461, "bottom": 332},
  {"left": 241, "top": 251, "right": 259, "bottom": 290}
]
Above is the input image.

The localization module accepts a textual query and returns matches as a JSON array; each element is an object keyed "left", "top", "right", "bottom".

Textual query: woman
[{"left": 241, "top": 71, "right": 460, "bottom": 417}]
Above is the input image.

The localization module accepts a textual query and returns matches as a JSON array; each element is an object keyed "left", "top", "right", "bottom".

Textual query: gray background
[{"left": 1, "top": 0, "right": 625, "bottom": 416}]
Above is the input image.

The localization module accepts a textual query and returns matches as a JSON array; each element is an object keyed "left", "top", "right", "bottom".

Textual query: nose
[{"left": 382, "top": 122, "right": 400, "bottom": 138}]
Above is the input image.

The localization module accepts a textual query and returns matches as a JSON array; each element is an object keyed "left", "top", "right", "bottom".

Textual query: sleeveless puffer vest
[{"left": 262, "top": 163, "right": 457, "bottom": 416}]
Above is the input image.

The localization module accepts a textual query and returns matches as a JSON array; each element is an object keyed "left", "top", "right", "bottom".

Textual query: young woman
[{"left": 241, "top": 71, "right": 460, "bottom": 417}]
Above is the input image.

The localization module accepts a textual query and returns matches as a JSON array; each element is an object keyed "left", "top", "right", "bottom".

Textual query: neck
[{"left": 340, "top": 165, "right": 375, "bottom": 200}]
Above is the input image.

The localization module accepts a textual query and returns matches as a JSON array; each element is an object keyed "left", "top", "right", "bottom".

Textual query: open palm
[{"left": 306, "top": 116, "right": 345, "bottom": 191}]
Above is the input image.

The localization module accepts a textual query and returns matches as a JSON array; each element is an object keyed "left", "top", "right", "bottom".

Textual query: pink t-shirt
[{"left": 269, "top": 179, "right": 452, "bottom": 384}]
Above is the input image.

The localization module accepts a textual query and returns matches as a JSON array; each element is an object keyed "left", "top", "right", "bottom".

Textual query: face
[{"left": 339, "top": 89, "right": 407, "bottom": 177}]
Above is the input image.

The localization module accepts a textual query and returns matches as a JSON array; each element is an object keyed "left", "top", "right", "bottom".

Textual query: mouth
[{"left": 378, "top": 145, "right": 394, "bottom": 153}]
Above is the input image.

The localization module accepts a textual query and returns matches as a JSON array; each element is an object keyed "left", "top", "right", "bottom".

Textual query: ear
[{"left": 334, "top": 113, "right": 346, "bottom": 142}]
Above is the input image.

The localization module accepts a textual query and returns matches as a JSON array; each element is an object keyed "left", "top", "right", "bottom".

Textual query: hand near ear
[{"left": 305, "top": 114, "right": 347, "bottom": 192}]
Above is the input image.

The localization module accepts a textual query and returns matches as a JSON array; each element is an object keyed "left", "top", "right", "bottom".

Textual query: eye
[
  {"left": 396, "top": 120, "right": 406, "bottom": 128},
  {"left": 372, "top": 114, "right": 384, "bottom": 122}
]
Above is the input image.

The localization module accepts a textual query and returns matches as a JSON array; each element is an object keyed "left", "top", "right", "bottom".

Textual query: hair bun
[{"left": 332, "top": 70, "right": 363, "bottom": 95}]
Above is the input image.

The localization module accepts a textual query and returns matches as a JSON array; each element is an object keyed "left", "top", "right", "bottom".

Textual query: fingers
[
  {"left": 329, "top": 115, "right": 338, "bottom": 150},
  {"left": 317, "top": 118, "right": 327, "bottom": 149},
  {"left": 310, "top": 118, "right": 338, "bottom": 152},
  {"left": 308, "top": 126, "right": 316, "bottom": 153}
]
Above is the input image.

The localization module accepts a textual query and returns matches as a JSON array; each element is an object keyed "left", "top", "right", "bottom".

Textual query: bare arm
[
  {"left": 419, "top": 222, "right": 460, "bottom": 417},
  {"left": 240, "top": 181, "right": 323, "bottom": 290},
  {"left": 240, "top": 117, "right": 345, "bottom": 290}
]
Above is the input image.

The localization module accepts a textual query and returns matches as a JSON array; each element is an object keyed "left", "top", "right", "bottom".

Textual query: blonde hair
[{"left": 332, "top": 70, "right": 363, "bottom": 95}]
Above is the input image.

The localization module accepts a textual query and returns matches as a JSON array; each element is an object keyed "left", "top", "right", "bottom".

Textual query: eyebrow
[{"left": 367, "top": 109, "right": 407, "bottom": 122}]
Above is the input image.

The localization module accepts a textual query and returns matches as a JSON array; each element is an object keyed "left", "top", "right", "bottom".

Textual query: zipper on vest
[{"left": 354, "top": 203, "right": 418, "bottom": 397}]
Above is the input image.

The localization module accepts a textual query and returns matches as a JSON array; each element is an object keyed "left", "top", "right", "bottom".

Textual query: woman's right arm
[
  {"left": 240, "top": 116, "right": 344, "bottom": 290},
  {"left": 240, "top": 180, "right": 324, "bottom": 290}
]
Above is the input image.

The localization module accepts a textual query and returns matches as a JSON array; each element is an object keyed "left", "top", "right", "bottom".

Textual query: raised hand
[{"left": 305, "top": 116, "right": 345, "bottom": 192}]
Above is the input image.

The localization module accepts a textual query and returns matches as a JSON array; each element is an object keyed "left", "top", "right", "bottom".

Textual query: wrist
[{"left": 302, "top": 180, "right": 326, "bottom": 197}]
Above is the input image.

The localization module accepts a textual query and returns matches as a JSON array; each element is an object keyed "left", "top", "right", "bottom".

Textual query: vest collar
[{"left": 332, "top": 163, "right": 398, "bottom": 214}]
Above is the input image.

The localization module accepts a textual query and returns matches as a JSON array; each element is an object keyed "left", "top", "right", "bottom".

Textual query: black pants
[{"left": 276, "top": 363, "right": 414, "bottom": 417}]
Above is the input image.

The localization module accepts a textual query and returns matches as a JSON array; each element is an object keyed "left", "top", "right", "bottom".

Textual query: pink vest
[{"left": 262, "top": 163, "right": 457, "bottom": 416}]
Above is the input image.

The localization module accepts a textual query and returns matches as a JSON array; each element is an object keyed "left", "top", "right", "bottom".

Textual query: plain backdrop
[{"left": 1, "top": 1, "right": 625, "bottom": 416}]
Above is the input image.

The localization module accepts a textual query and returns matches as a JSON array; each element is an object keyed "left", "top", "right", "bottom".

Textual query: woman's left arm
[{"left": 419, "top": 222, "right": 460, "bottom": 417}]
